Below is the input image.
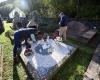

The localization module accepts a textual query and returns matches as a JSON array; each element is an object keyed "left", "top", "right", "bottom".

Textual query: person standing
[
  {"left": 59, "top": 12, "right": 69, "bottom": 41},
  {"left": 0, "top": 15, "right": 4, "bottom": 34}
]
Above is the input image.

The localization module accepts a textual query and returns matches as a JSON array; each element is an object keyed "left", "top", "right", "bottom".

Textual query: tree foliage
[
  {"left": 43, "top": 0, "right": 100, "bottom": 18},
  {"left": 43, "top": 0, "right": 76, "bottom": 17},
  {"left": 0, "top": 0, "right": 100, "bottom": 18},
  {"left": 0, "top": 4, "right": 13, "bottom": 18}
]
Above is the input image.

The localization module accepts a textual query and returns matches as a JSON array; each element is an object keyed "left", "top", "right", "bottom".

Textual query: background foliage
[{"left": 0, "top": 0, "right": 100, "bottom": 18}]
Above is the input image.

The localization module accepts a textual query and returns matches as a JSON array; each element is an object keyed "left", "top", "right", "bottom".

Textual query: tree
[
  {"left": 43, "top": 0, "right": 100, "bottom": 18},
  {"left": 43, "top": 0, "right": 76, "bottom": 17}
]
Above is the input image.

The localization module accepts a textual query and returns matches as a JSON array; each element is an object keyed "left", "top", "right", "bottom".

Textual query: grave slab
[
  {"left": 81, "top": 30, "right": 96, "bottom": 39},
  {"left": 78, "top": 30, "right": 97, "bottom": 44},
  {"left": 67, "top": 21, "right": 97, "bottom": 44},
  {"left": 20, "top": 39, "right": 77, "bottom": 80}
]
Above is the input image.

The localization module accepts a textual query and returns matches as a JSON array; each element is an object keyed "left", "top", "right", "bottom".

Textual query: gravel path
[{"left": 83, "top": 43, "right": 100, "bottom": 80}]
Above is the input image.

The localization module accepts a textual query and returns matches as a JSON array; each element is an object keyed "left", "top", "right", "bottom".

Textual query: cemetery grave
[
  {"left": 67, "top": 21, "right": 97, "bottom": 44},
  {"left": 20, "top": 39, "right": 78, "bottom": 80},
  {"left": 1, "top": 20, "right": 100, "bottom": 80}
]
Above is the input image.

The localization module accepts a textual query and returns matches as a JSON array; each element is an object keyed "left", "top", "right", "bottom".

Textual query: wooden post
[{"left": 0, "top": 45, "right": 3, "bottom": 80}]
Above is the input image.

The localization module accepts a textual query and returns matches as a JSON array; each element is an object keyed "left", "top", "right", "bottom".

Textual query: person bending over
[{"left": 13, "top": 28, "right": 37, "bottom": 62}]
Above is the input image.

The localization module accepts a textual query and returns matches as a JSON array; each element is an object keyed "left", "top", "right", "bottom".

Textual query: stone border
[
  {"left": 67, "top": 29, "right": 97, "bottom": 45},
  {"left": 83, "top": 43, "right": 100, "bottom": 80},
  {"left": 0, "top": 45, "right": 3, "bottom": 80},
  {"left": 79, "top": 30, "right": 97, "bottom": 44}
]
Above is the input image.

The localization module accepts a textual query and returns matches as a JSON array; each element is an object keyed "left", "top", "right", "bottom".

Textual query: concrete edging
[
  {"left": 0, "top": 45, "right": 3, "bottom": 80},
  {"left": 83, "top": 43, "right": 100, "bottom": 80}
]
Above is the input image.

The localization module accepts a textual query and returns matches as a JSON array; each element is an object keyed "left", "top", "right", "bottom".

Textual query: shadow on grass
[
  {"left": 13, "top": 57, "right": 31, "bottom": 80},
  {"left": 13, "top": 62, "right": 20, "bottom": 80},
  {"left": 5, "top": 30, "right": 14, "bottom": 45}
]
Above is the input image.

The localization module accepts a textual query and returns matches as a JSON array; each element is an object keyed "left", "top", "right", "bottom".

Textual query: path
[{"left": 83, "top": 43, "right": 100, "bottom": 80}]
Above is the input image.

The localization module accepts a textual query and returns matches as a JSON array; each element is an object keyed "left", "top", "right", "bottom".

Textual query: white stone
[{"left": 20, "top": 39, "right": 77, "bottom": 80}]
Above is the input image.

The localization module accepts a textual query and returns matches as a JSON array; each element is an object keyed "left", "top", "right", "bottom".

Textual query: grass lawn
[
  {"left": 53, "top": 38, "right": 95, "bottom": 80},
  {"left": 0, "top": 21, "right": 27, "bottom": 80},
  {"left": 0, "top": 21, "right": 95, "bottom": 80}
]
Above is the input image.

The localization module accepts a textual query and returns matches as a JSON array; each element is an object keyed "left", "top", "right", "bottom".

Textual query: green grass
[
  {"left": 1, "top": 21, "right": 95, "bottom": 80},
  {"left": 1, "top": 21, "right": 27, "bottom": 80},
  {"left": 0, "top": 21, "right": 13, "bottom": 80},
  {"left": 53, "top": 38, "right": 95, "bottom": 80}
]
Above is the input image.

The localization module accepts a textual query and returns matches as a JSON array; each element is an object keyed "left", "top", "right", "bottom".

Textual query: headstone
[
  {"left": 67, "top": 21, "right": 88, "bottom": 36},
  {"left": 20, "top": 39, "right": 77, "bottom": 80}
]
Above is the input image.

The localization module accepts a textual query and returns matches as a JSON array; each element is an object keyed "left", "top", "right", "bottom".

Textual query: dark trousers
[
  {"left": 13, "top": 41, "right": 21, "bottom": 58},
  {"left": 13, "top": 33, "right": 21, "bottom": 58},
  {"left": 13, "top": 34, "right": 31, "bottom": 58}
]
